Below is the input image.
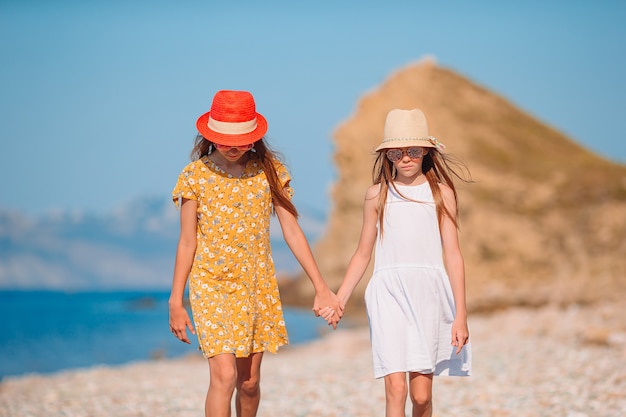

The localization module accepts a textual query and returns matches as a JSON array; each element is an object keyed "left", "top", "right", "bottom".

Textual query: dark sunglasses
[
  {"left": 214, "top": 143, "right": 254, "bottom": 151},
  {"left": 385, "top": 147, "right": 426, "bottom": 162}
]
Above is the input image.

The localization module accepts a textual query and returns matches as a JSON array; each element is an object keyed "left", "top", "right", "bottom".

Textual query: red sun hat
[{"left": 196, "top": 90, "right": 268, "bottom": 146}]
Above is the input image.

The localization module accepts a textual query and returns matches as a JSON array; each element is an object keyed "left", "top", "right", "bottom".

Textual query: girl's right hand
[{"left": 169, "top": 305, "right": 195, "bottom": 344}]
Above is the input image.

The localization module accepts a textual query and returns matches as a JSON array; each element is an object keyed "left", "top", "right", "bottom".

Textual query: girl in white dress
[{"left": 331, "top": 108, "right": 472, "bottom": 417}]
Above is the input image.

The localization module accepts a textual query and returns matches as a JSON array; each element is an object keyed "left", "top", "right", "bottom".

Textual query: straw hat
[
  {"left": 196, "top": 90, "right": 268, "bottom": 146},
  {"left": 375, "top": 108, "right": 445, "bottom": 151}
]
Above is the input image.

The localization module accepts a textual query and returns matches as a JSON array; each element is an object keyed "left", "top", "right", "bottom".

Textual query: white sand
[{"left": 1, "top": 302, "right": 625, "bottom": 417}]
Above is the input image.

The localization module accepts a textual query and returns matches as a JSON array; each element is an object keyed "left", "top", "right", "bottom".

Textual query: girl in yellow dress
[{"left": 168, "top": 90, "right": 342, "bottom": 417}]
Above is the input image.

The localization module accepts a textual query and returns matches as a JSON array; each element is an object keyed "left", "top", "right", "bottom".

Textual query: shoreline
[
  {"left": 0, "top": 292, "right": 328, "bottom": 380},
  {"left": 1, "top": 302, "right": 625, "bottom": 417}
]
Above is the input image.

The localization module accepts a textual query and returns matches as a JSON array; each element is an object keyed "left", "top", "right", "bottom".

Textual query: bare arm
[
  {"left": 168, "top": 198, "right": 197, "bottom": 344},
  {"left": 336, "top": 184, "right": 379, "bottom": 306},
  {"left": 274, "top": 203, "right": 343, "bottom": 328},
  {"left": 439, "top": 184, "right": 469, "bottom": 354}
]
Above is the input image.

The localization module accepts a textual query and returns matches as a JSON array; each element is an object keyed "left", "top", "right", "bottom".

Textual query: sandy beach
[{"left": 1, "top": 302, "right": 625, "bottom": 417}]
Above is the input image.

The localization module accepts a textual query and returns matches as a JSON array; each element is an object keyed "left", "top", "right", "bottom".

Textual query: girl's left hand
[{"left": 451, "top": 318, "right": 469, "bottom": 354}]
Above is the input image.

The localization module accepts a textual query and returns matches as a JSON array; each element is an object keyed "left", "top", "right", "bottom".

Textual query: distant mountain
[
  {"left": 283, "top": 58, "right": 626, "bottom": 313},
  {"left": 0, "top": 197, "right": 326, "bottom": 290}
]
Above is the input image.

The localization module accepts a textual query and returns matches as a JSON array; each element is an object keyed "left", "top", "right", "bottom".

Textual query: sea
[{"left": 0, "top": 290, "right": 325, "bottom": 380}]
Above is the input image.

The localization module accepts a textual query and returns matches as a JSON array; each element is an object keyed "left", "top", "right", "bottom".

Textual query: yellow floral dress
[{"left": 172, "top": 154, "right": 291, "bottom": 358}]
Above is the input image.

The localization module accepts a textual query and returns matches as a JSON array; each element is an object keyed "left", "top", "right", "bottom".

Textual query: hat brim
[
  {"left": 375, "top": 139, "right": 438, "bottom": 152},
  {"left": 196, "top": 112, "right": 268, "bottom": 146}
]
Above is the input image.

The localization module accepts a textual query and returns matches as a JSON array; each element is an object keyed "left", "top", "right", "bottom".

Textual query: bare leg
[
  {"left": 206, "top": 354, "right": 237, "bottom": 417},
  {"left": 235, "top": 352, "right": 263, "bottom": 417},
  {"left": 384, "top": 372, "right": 408, "bottom": 417},
  {"left": 408, "top": 372, "right": 433, "bottom": 417}
]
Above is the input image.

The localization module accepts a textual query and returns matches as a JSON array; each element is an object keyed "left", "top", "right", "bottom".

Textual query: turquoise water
[{"left": 0, "top": 290, "right": 324, "bottom": 379}]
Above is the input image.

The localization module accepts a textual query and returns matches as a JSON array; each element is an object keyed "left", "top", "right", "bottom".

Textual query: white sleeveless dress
[{"left": 364, "top": 182, "right": 472, "bottom": 378}]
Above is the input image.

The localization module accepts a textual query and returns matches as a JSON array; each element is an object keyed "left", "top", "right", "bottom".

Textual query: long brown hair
[
  {"left": 190, "top": 134, "right": 298, "bottom": 218},
  {"left": 372, "top": 148, "right": 471, "bottom": 235}
]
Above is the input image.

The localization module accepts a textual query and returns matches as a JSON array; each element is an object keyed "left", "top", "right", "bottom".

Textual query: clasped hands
[{"left": 312, "top": 290, "right": 345, "bottom": 329}]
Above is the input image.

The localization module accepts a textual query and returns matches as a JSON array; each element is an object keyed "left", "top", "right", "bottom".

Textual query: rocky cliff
[{"left": 280, "top": 58, "right": 626, "bottom": 314}]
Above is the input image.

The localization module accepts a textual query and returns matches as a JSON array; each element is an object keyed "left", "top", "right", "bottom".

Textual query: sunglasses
[
  {"left": 214, "top": 143, "right": 254, "bottom": 151},
  {"left": 385, "top": 147, "right": 426, "bottom": 162}
]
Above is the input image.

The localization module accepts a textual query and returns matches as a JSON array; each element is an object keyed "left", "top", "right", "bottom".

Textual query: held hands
[
  {"left": 169, "top": 305, "right": 195, "bottom": 344},
  {"left": 312, "top": 290, "right": 344, "bottom": 330},
  {"left": 317, "top": 305, "right": 340, "bottom": 328}
]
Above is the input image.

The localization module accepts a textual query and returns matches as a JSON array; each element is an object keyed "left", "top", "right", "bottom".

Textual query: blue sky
[{"left": 1, "top": 0, "right": 625, "bottom": 217}]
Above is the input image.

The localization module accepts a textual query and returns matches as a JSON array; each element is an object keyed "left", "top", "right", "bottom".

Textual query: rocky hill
[{"left": 280, "top": 58, "right": 626, "bottom": 314}]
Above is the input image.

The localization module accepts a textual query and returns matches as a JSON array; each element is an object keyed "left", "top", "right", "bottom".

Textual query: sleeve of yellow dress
[
  {"left": 171, "top": 162, "right": 199, "bottom": 209},
  {"left": 275, "top": 161, "right": 294, "bottom": 199}
]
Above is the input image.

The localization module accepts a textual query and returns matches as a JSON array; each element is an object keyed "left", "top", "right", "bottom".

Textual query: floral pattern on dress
[{"left": 172, "top": 154, "right": 292, "bottom": 357}]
